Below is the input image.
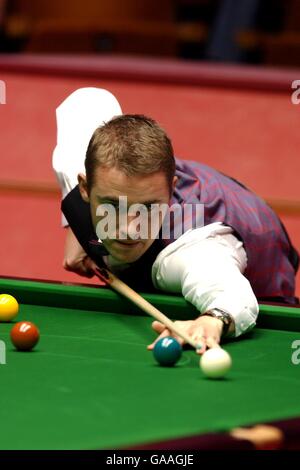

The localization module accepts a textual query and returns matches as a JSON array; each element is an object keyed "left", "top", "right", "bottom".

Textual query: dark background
[{"left": 1, "top": 0, "right": 300, "bottom": 67}]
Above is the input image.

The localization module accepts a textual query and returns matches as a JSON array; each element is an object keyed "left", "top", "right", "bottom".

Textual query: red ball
[{"left": 10, "top": 321, "right": 40, "bottom": 351}]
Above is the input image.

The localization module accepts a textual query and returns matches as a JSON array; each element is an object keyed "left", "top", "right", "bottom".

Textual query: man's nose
[{"left": 118, "top": 214, "right": 144, "bottom": 240}]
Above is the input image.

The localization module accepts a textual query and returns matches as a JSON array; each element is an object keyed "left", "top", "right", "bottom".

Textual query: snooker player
[{"left": 53, "top": 88, "right": 299, "bottom": 353}]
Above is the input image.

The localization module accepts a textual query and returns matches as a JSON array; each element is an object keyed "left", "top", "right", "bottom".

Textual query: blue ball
[{"left": 153, "top": 336, "right": 182, "bottom": 366}]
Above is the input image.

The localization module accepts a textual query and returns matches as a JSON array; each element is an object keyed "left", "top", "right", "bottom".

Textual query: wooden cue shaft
[{"left": 94, "top": 267, "right": 202, "bottom": 350}]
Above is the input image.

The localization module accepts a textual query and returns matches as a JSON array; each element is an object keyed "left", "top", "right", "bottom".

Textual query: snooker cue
[{"left": 94, "top": 266, "right": 205, "bottom": 350}]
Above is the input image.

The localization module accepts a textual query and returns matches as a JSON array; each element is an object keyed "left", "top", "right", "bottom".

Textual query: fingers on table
[
  {"left": 190, "top": 325, "right": 206, "bottom": 354},
  {"left": 147, "top": 320, "right": 221, "bottom": 354},
  {"left": 147, "top": 321, "right": 185, "bottom": 350}
]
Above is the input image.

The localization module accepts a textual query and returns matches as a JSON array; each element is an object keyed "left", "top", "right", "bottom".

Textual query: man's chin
[{"left": 107, "top": 240, "right": 146, "bottom": 263}]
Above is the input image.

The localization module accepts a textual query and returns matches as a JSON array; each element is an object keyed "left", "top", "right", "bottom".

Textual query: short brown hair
[{"left": 85, "top": 114, "right": 175, "bottom": 193}]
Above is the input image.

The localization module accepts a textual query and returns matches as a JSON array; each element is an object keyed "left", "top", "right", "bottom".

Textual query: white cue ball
[{"left": 200, "top": 348, "right": 232, "bottom": 379}]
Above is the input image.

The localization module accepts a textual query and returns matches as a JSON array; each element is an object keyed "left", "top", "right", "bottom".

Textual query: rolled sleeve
[{"left": 152, "top": 223, "right": 259, "bottom": 337}]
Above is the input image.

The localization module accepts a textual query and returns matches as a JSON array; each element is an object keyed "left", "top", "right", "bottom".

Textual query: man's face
[{"left": 79, "top": 167, "right": 176, "bottom": 263}]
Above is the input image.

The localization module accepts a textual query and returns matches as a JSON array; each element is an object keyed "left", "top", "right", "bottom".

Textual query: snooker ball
[
  {"left": 0, "top": 294, "right": 19, "bottom": 322},
  {"left": 10, "top": 321, "right": 40, "bottom": 351},
  {"left": 153, "top": 336, "right": 182, "bottom": 366},
  {"left": 200, "top": 347, "right": 232, "bottom": 379}
]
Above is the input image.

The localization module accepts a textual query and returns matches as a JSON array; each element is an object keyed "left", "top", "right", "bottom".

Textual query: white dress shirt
[
  {"left": 151, "top": 223, "right": 258, "bottom": 337},
  {"left": 52, "top": 87, "right": 122, "bottom": 225}
]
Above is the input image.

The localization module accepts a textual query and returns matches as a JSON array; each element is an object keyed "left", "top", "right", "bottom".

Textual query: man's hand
[
  {"left": 63, "top": 227, "right": 97, "bottom": 278},
  {"left": 147, "top": 315, "right": 224, "bottom": 354}
]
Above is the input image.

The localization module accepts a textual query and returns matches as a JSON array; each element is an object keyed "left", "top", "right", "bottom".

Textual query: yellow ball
[{"left": 0, "top": 294, "right": 19, "bottom": 321}]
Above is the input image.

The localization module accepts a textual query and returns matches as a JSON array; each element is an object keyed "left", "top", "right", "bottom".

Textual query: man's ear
[
  {"left": 78, "top": 173, "right": 90, "bottom": 203},
  {"left": 168, "top": 175, "right": 178, "bottom": 202},
  {"left": 172, "top": 175, "right": 178, "bottom": 191}
]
